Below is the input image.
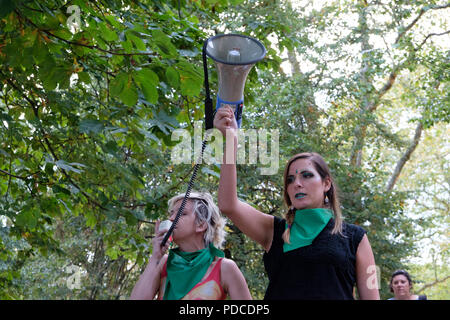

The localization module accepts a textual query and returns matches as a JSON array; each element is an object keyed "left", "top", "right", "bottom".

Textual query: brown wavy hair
[{"left": 282, "top": 152, "right": 343, "bottom": 243}]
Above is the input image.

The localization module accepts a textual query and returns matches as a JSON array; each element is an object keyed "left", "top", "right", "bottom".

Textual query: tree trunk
[
  {"left": 350, "top": 0, "right": 372, "bottom": 168},
  {"left": 386, "top": 122, "right": 423, "bottom": 191},
  {"left": 287, "top": 49, "right": 300, "bottom": 75}
]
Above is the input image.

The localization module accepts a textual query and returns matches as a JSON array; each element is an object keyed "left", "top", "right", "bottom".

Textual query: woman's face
[
  {"left": 391, "top": 275, "right": 412, "bottom": 297},
  {"left": 168, "top": 200, "right": 199, "bottom": 243},
  {"left": 286, "top": 158, "right": 331, "bottom": 210}
]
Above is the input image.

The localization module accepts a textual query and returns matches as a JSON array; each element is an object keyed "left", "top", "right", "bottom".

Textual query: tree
[
  {"left": 1, "top": 0, "right": 447, "bottom": 300},
  {"left": 0, "top": 0, "right": 232, "bottom": 299}
]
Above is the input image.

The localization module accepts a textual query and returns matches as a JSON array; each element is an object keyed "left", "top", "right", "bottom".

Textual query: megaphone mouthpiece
[{"left": 227, "top": 48, "right": 241, "bottom": 63}]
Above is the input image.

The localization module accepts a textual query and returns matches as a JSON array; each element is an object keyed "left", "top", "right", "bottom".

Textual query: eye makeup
[
  {"left": 287, "top": 170, "right": 314, "bottom": 183},
  {"left": 286, "top": 175, "right": 295, "bottom": 184},
  {"left": 302, "top": 171, "right": 314, "bottom": 178}
]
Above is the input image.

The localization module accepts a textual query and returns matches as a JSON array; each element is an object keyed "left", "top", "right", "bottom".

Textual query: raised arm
[
  {"left": 214, "top": 106, "right": 274, "bottom": 251},
  {"left": 130, "top": 221, "right": 169, "bottom": 300}
]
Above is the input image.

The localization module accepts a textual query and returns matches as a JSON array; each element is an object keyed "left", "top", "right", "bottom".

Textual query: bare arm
[
  {"left": 221, "top": 258, "right": 252, "bottom": 300},
  {"left": 215, "top": 107, "right": 274, "bottom": 251},
  {"left": 355, "top": 234, "right": 380, "bottom": 300},
  {"left": 130, "top": 221, "right": 169, "bottom": 300}
]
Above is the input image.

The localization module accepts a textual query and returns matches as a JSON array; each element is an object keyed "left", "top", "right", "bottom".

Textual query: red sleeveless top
[{"left": 159, "top": 257, "right": 227, "bottom": 300}]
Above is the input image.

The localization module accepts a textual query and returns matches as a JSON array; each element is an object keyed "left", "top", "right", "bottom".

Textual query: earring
[{"left": 324, "top": 194, "right": 329, "bottom": 204}]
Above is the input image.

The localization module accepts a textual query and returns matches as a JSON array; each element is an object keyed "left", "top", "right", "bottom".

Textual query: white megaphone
[{"left": 205, "top": 34, "right": 266, "bottom": 128}]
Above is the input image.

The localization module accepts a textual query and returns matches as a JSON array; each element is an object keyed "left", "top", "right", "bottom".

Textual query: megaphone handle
[{"left": 216, "top": 97, "right": 244, "bottom": 128}]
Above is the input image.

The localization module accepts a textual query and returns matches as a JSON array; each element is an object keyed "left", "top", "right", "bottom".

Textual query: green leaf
[
  {"left": 0, "top": 0, "right": 16, "bottom": 19},
  {"left": 165, "top": 66, "right": 180, "bottom": 88},
  {"left": 54, "top": 160, "right": 86, "bottom": 174},
  {"left": 15, "top": 209, "right": 37, "bottom": 229},
  {"left": 105, "top": 247, "right": 118, "bottom": 260},
  {"left": 152, "top": 29, "right": 177, "bottom": 58},
  {"left": 140, "top": 82, "right": 158, "bottom": 104},
  {"left": 134, "top": 68, "right": 159, "bottom": 87},
  {"left": 77, "top": 71, "right": 91, "bottom": 84},
  {"left": 104, "top": 140, "right": 119, "bottom": 154},
  {"left": 110, "top": 72, "right": 129, "bottom": 98},
  {"left": 33, "top": 36, "right": 51, "bottom": 64},
  {"left": 111, "top": 73, "right": 138, "bottom": 106},
  {"left": 24, "top": 108, "right": 36, "bottom": 121},
  {"left": 134, "top": 69, "right": 159, "bottom": 104},
  {"left": 85, "top": 212, "right": 97, "bottom": 228},
  {"left": 119, "top": 82, "right": 138, "bottom": 106},
  {"left": 176, "top": 61, "right": 202, "bottom": 97},
  {"left": 127, "top": 32, "right": 146, "bottom": 51},
  {"left": 99, "top": 22, "right": 118, "bottom": 41},
  {"left": 79, "top": 119, "right": 104, "bottom": 134},
  {"left": 38, "top": 58, "right": 59, "bottom": 91},
  {"left": 125, "top": 211, "right": 138, "bottom": 226},
  {"left": 52, "top": 184, "right": 71, "bottom": 196}
]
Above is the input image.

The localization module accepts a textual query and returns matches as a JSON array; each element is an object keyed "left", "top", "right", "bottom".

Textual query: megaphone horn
[{"left": 205, "top": 34, "right": 266, "bottom": 128}]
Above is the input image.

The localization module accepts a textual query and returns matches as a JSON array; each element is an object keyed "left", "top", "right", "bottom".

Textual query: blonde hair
[
  {"left": 168, "top": 191, "right": 227, "bottom": 249},
  {"left": 281, "top": 152, "right": 343, "bottom": 244}
]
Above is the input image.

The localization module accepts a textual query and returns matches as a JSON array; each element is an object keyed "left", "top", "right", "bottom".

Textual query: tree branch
[
  {"left": 14, "top": 8, "right": 156, "bottom": 58},
  {"left": 395, "top": 4, "right": 450, "bottom": 44},
  {"left": 386, "top": 121, "right": 423, "bottom": 191},
  {"left": 416, "top": 30, "right": 450, "bottom": 51},
  {"left": 395, "top": 8, "right": 426, "bottom": 44},
  {"left": 0, "top": 168, "right": 40, "bottom": 180},
  {"left": 368, "top": 69, "right": 398, "bottom": 112},
  {"left": 416, "top": 275, "right": 450, "bottom": 294}
]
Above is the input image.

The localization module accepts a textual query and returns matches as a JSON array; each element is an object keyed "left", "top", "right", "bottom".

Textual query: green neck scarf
[
  {"left": 283, "top": 208, "right": 333, "bottom": 253},
  {"left": 163, "top": 242, "right": 224, "bottom": 300}
]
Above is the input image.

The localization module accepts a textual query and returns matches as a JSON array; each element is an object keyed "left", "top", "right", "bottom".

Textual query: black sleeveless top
[{"left": 263, "top": 216, "right": 366, "bottom": 300}]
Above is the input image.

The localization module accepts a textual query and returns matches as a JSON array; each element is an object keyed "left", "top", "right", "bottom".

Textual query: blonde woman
[
  {"left": 214, "top": 106, "right": 380, "bottom": 300},
  {"left": 130, "top": 191, "right": 251, "bottom": 300}
]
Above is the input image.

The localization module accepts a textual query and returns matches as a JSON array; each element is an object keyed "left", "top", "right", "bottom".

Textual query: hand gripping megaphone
[{"left": 204, "top": 34, "right": 266, "bottom": 128}]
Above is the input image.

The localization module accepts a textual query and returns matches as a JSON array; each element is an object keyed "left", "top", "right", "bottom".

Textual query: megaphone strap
[{"left": 203, "top": 40, "right": 214, "bottom": 131}]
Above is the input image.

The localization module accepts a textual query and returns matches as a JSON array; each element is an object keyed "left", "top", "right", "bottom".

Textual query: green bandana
[
  {"left": 283, "top": 208, "right": 333, "bottom": 253},
  {"left": 163, "top": 243, "right": 225, "bottom": 300}
]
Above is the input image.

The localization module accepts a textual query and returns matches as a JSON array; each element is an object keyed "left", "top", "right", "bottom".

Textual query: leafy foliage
[{"left": 1, "top": 0, "right": 448, "bottom": 299}]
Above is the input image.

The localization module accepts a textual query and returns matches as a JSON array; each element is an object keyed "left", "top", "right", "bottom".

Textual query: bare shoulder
[
  {"left": 220, "top": 258, "right": 243, "bottom": 280},
  {"left": 219, "top": 258, "right": 252, "bottom": 299},
  {"left": 221, "top": 258, "right": 239, "bottom": 272}
]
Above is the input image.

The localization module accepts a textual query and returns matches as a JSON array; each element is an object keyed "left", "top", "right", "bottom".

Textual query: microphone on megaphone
[{"left": 205, "top": 34, "right": 266, "bottom": 128}]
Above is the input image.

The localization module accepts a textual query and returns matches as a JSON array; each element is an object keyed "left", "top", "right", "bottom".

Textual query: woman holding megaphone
[
  {"left": 214, "top": 106, "right": 379, "bottom": 300},
  {"left": 130, "top": 191, "right": 251, "bottom": 300}
]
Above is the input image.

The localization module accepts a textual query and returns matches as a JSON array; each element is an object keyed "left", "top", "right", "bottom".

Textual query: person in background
[
  {"left": 389, "top": 270, "right": 427, "bottom": 300},
  {"left": 130, "top": 191, "right": 252, "bottom": 300}
]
